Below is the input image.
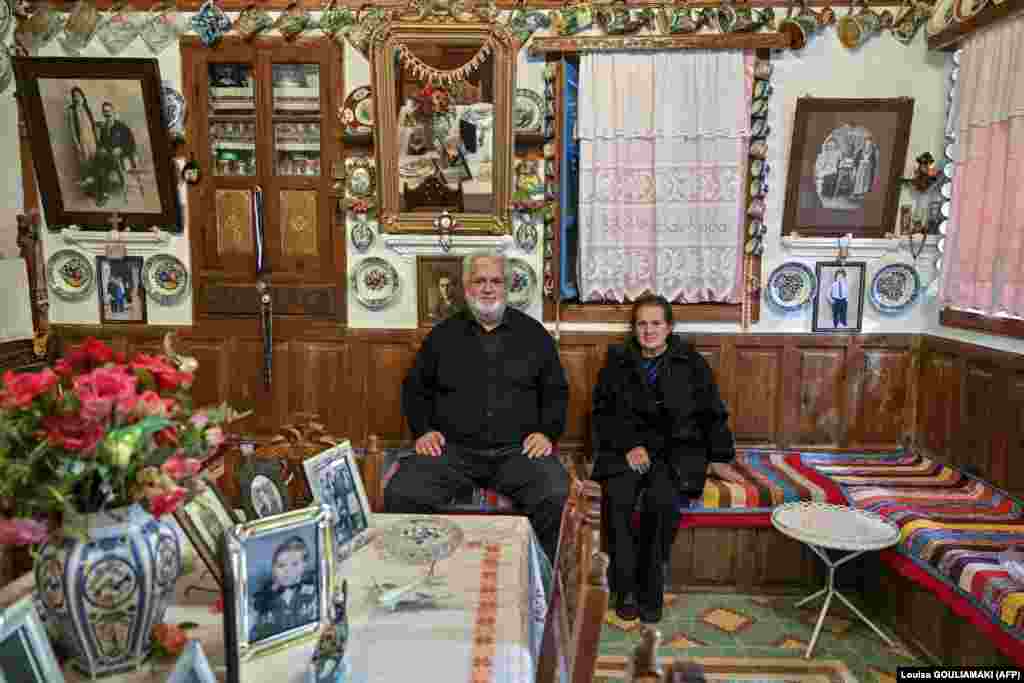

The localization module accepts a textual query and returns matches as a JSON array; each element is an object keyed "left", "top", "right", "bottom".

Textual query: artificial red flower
[
  {"left": 0, "top": 518, "right": 49, "bottom": 546},
  {"left": 74, "top": 366, "right": 138, "bottom": 422},
  {"left": 64, "top": 337, "right": 115, "bottom": 370},
  {"left": 154, "top": 427, "right": 180, "bottom": 448},
  {"left": 0, "top": 368, "right": 58, "bottom": 409},
  {"left": 161, "top": 456, "right": 201, "bottom": 481},
  {"left": 53, "top": 359, "right": 74, "bottom": 377},
  {"left": 211, "top": 596, "right": 224, "bottom": 614},
  {"left": 135, "top": 390, "right": 175, "bottom": 419},
  {"left": 152, "top": 623, "right": 188, "bottom": 656},
  {"left": 131, "top": 353, "right": 193, "bottom": 392},
  {"left": 41, "top": 414, "right": 105, "bottom": 454},
  {"left": 148, "top": 488, "right": 187, "bottom": 517}
]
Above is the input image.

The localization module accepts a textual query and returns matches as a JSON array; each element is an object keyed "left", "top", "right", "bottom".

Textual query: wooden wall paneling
[
  {"left": 959, "top": 360, "right": 1002, "bottom": 479},
  {"left": 1006, "top": 373, "right": 1024, "bottom": 499},
  {"left": 180, "top": 338, "right": 230, "bottom": 411},
  {"left": 732, "top": 343, "right": 783, "bottom": 447},
  {"left": 849, "top": 344, "right": 913, "bottom": 449},
  {"left": 361, "top": 340, "right": 418, "bottom": 444},
  {"left": 289, "top": 340, "right": 354, "bottom": 442},
  {"left": 558, "top": 345, "right": 594, "bottom": 451},
  {"left": 225, "top": 337, "right": 292, "bottom": 433},
  {"left": 788, "top": 345, "right": 845, "bottom": 448},
  {"left": 916, "top": 348, "right": 961, "bottom": 463},
  {"left": 687, "top": 528, "right": 739, "bottom": 585}
]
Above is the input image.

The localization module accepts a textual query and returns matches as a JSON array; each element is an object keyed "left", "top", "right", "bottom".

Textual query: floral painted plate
[
  {"left": 47, "top": 249, "right": 96, "bottom": 302},
  {"left": 513, "top": 89, "right": 544, "bottom": 133},
  {"left": 869, "top": 263, "right": 920, "bottom": 314},
  {"left": 340, "top": 86, "right": 374, "bottom": 134},
  {"left": 507, "top": 258, "right": 537, "bottom": 309},
  {"left": 351, "top": 257, "right": 399, "bottom": 310},
  {"left": 142, "top": 253, "right": 189, "bottom": 306},
  {"left": 766, "top": 262, "right": 816, "bottom": 311}
]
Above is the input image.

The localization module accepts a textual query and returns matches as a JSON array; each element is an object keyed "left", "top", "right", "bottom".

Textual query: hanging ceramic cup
[
  {"left": 753, "top": 60, "right": 774, "bottom": 80},
  {"left": 275, "top": 2, "right": 310, "bottom": 41},
  {"left": 190, "top": 0, "right": 231, "bottom": 48},
  {"left": 236, "top": 4, "right": 273, "bottom": 40},
  {"left": 139, "top": 2, "right": 185, "bottom": 54},
  {"left": 657, "top": 5, "right": 705, "bottom": 33},
  {"left": 747, "top": 197, "right": 766, "bottom": 219},
  {"left": 59, "top": 0, "right": 101, "bottom": 55},
  {"left": 15, "top": 2, "right": 65, "bottom": 54},
  {"left": 778, "top": 0, "right": 819, "bottom": 50},
  {"left": 95, "top": 2, "right": 142, "bottom": 55},
  {"left": 750, "top": 119, "right": 771, "bottom": 138},
  {"left": 319, "top": 0, "right": 358, "bottom": 40},
  {"left": 837, "top": 0, "right": 883, "bottom": 49},
  {"left": 749, "top": 140, "right": 769, "bottom": 160}
]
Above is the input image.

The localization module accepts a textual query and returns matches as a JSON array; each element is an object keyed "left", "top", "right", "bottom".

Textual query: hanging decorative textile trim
[{"left": 394, "top": 35, "right": 500, "bottom": 85}]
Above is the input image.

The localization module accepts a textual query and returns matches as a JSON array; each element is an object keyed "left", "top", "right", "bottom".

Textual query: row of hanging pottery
[
  {"left": 745, "top": 59, "right": 773, "bottom": 259},
  {"left": 13, "top": 0, "right": 185, "bottom": 56}
]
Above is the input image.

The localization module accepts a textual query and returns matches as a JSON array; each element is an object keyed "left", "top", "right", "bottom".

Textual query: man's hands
[
  {"left": 626, "top": 446, "right": 650, "bottom": 474},
  {"left": 415, "top": 431, "right": 446, "bottom": 457},
  {"left": 707, "top": 461, "right": 743, "bottom": 482},
  {"left": 522, "top": 433, "right": 553, "bottom": 459}
]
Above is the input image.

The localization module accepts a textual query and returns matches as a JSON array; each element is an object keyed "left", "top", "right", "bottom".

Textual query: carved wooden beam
[
  {"left": 927, "top": 0, "right": 1024, "bottom": 51},
  {"left": 530, "top": 31, "right": 791, "bottom": 54},
  {"left": 46, "top": 0, "right": 893, "bottom": 11}
]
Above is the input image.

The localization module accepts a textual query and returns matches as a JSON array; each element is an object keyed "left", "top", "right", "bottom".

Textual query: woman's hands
[{"left": 626, "top": 446, "right": 650, "bottom": 474}]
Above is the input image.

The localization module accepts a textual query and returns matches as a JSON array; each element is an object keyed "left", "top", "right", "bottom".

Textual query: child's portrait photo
[
  {"left": 96, "top": 255, "right": 146, "bottom": 324},
  {"left": 812, "top": 261, "right": 866, "bottom": 333},
  {"left": 247, "top": 528, "right": 321, "bottom": 644}
]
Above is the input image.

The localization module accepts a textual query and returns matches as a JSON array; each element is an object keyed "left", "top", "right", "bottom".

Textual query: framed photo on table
[
  {"left": 782, "top": 97, "right": 913, "bottom": 238},
  {"left": 222, "top": 505, "right": 335, "bottom": 683},
  {"left": 302, "top": 441, "right": 373, "bottom": 563},
  {"left": 173, "top": 482, "right": 240, "bottom": 585},
  {"left": 812, "top": 261, "right": 866, "bottom": 333},
  {"left": 0, "top": 595, "right": 66, "bottom": 683},
  {"left": 237, "top": 458, "right": 292, "bottom": 521},
  {"left": 11, "top": 57, "right": 180, "bottom": 230}
]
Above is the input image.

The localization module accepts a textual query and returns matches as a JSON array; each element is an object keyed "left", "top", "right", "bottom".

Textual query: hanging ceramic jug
[
  {"left": 276, "top": 2, "right": 311, "bottom": 41},
  {"left": 59, "top": 0, "right": 100, "bottom": 55},
  {"left": 319, "top": 0, "right": 358, "bottom": 41},
  {"left": 778, "top": 0, "right": 820, "bottom": 49},
  {"left": 837, "top": 0, "right": 882, "bottom": 48},
  {"left": 94, "top": 1, "right": 142, "bottom": 55},
  {"left": 552, "top": 2, "right": 593, "bottom": 36},
  {"left": 190, "top": 0, "right": 231, "bottom": 48},
  {"left": 15, "top": 1, "right": 65, "bottom": 54},
  {"left": 235, "top": 3, "right": 273, "bottom": 40},
  {"left": 139, "top": 2, "right": 185, "bottom": 54},
  {"left": 657, "top": 2, "right": 707, "bottom": 34}
]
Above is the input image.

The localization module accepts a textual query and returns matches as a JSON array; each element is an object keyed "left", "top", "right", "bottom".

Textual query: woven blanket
[{"left": 800, "top": 450, "right": 1024, "bottom": 660}]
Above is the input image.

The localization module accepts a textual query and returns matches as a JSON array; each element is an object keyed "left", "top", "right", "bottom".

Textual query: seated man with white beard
[{"left": 384, "top": 250, "right": 570, "bottom": 563}]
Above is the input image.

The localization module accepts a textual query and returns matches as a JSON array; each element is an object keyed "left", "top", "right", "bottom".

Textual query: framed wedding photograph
[
  {"left": 782, "top": 98, "right": 914, "bottom": 238},
  {"left": 237, "top": 459, "right": 292, "bottom": 521},
  {"left": 167, "top": 640, "right": 217, "bottom": 683},
  {"left": 173, "top": 482, "right": 240, "bottom": 585},
  {"left": 302, "top": 441, "right": 373, "bottom": 563},
  {"left": 11, "top": 57, "right": 180, "bottom": 230},
  {"left": 0, "top": 595, "right": 66, "bottom": 683},
  {"left": 812, "top": 261, "right": 866, "bottom": 334},
  {"left": 96, "top": 255, "right": 147, "bottom": 324},
  {"left": 222, "top": 505, "right": 335, "bottom": 683},
  {"left": 417, "top": 255, "right": 464, "bottom": 326}
]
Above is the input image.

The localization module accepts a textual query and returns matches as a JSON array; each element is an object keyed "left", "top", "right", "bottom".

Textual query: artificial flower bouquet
[{"left": 0, "top": 336, "right": 237, "bottom": 546}]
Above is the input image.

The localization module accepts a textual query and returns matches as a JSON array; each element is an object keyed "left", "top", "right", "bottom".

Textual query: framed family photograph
[
  {"left": 167, "top": 640, "right": 217, "bottom": 683},
  {"left": 302, "top": 441, "right": 373, "bottom": 564},
  {"left": 11, "top": 57, "right": 180, "bottom": 230},
  {"left": 782, "top": 98, "right": 914, "bottom": 238},
  {"left": 812, "top": 261, "right": 866, "bottom": 333},
  {"left": 0, "top": 595, "right": 66, "bottom": 683},
  {"left": 222, "top": 505, "right": 335, "bottom": 683},
  {"left": 417, "top": 255, "right": 464, "bottom": 326},
  {"left": 96, "top": 255, "right": 146, "bottom": 324},
  {"left": 237, "top": 459, "right": 292, "bottom": 522},
  {"left": 174, "top": 482, "right": 240, "bottom": 585}
]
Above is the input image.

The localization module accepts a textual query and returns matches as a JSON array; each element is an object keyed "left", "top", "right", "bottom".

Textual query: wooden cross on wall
[{"left": 109, "top": 213, "right": 125, "bottom": 231}]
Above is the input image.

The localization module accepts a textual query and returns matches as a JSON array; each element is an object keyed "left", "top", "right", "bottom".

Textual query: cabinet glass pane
[
  {"left": 208, "top": 63, "right": 256, "bottom": 177},
  {"left": 272, "top": 63, "right": 321, "bottom": 176}
]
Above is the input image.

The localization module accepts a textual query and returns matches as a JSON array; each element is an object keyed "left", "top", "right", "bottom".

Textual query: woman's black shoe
[
  {"left": 639, "top": 605, "right": 663, "bottom": 624},
  {"left": 615, "top": 593, "right": 639, "bottom": 621}
]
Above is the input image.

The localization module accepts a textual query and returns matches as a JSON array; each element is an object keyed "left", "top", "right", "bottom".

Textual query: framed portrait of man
[
  {"left": 782, "top": 98, "right": 913, "bottom": 238},
  {"left": 96, "top": 255, "right": 146, "bottom": 324},
  {"left": 417, "top": 255, "right": 464, "bottom": 326},
  {"left": 812, "top": 261, "right": 866, "bottom": 333},
  {"left": 11, "top": 57, "right": 180, "bottom": 231}
]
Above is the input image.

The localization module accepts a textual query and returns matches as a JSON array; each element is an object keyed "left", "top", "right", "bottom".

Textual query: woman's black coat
[{"left": 590, "top": 335, "right": 735, "bottom": 495}]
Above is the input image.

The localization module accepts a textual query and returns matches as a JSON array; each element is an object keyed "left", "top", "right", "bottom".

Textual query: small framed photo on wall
[
  {"left": 417, "top": 255, "right": 464, "bottom": 326},
  {"left": 302, "top": 441, "right": 373, "bottom": 564},
  {"left": 812, "top": 261, "right": 866, "bottom": 333},
  {"left": 96, "top": 254, "right": 146, "bottom": 324}
]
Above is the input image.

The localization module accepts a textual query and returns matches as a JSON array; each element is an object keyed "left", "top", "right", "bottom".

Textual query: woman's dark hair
[{"left": 628, "top": 294, "right": 674, "bottom": 346}]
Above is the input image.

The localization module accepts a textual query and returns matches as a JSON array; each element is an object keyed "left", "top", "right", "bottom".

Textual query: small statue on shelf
[
  {"left": 308, "top": 580, "right": 349, "bottom": 682},
  {"left": 905, "top": 152, "right": 939, "bottom": 193}
]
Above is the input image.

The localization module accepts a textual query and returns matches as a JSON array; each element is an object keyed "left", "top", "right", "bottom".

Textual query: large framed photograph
[
  {"left": 96, "top": 255, "right": 146, "bottom": 324},
  {"left": 417, "top": 255, "right": 464, "bottom": 326},
  {"left": 782, "top": 98, "right": 913, "bottom": 238},
  {"left": 174, "top": 482, "right": 240, "bottom": 585},
  {"left": 11, "top": 57, "right": 180, "bottom": 230},
  {"left": 237, "top": 458, "right": 292, "bottom": 521},
  {"left": 302, "top": 441, "right": 372, "bottom": 563},
  {"left": 222, "top": 506, "right": 335, "bottom": 683},
  {"left": 0, "top": 595, "right": 66, "bottom": 683},
  {"left": 812, "top": 261, "right": 866, "bottom": 333},
  {"left": 167, "top": 640, "right": 217, "bottom": 683}
]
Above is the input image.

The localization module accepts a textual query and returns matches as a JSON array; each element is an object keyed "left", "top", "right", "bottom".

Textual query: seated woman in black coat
[{"left": 591, "top": 294, "right": 735, "bottom": 623}]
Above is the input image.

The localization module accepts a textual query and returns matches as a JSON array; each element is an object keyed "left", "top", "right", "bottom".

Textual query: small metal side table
[{"left": 771, "top": 502, "right": 901, "bottom": 659}]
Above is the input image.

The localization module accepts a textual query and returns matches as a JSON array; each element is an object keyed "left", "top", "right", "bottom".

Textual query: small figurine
[
  {"left": 308, "top": 580, "right": 349, "bottom": 683},
  {"left": 906, "top": 152, "right": 939, "bottom": 193}
]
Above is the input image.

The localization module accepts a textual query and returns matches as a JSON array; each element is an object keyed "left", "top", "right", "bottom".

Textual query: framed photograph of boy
[
  {"left": 167, "top": 640, "right": 217, "bottom": 683},
  {"left": 173, "top": 482, "right": 240, "bottom": 585},
  {"left": 237, "top": 458, "right": 292, "bottom": 521},
  {"left": 417, "top": 255, "right": 464, "bottom": 326},
  {"left": 782, "top": 97, "right": 913, "bottom": 238},
  {"left": 96, "top": 255, "right": 147, "bottom": 324},
  {"left": 222, "top": 505, "right": 335, "bottom": 683},
  {"left": 812, "top": 261, "right": 866, "bottom": 333},
  {"left": 0, "top": 595, "right": 66, "bottom": 683},
  {"left": 302, "top": 441, "right": 373, "bottom": 563}
]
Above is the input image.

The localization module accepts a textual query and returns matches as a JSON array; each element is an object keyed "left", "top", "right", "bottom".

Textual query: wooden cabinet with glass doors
[{"left": 181, "top": 38, "right": 344, "bottom": 320}]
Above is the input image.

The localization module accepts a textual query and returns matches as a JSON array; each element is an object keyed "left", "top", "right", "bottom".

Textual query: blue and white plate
[
  {"left": 766, "top": 262, "right": 816, "bottom": 311},
  {"left": 869, "top": 263, "right": 920, "bottom": 313}
]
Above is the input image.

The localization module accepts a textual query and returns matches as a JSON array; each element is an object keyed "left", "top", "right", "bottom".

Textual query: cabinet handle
[{"left": 253, "top": 185, "right": 266, "bottom": 276}]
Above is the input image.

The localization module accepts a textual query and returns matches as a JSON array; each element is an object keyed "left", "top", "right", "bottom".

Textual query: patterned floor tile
[
  {"left": 700, "top": 607, "right": 755, "bottom": 635},
  {"left": 664, "top": 630, "right": 708, "bottom": 649}
]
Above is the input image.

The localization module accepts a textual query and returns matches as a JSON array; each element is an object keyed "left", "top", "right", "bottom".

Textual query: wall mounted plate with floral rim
[
  {"left": 513, "top": 89, "right": 544, "bottom": 133},
  {"left": 351, "top": 257, "right": 400, "bottom": 310},
  {"left": 766, "top": 261, "right": 817, "bottom": 311},
  {"left": 340, "top": 85, "right": 374, "bottom": 134},
  {"left": 869, "top": 262, "right": 920, "bottom": 314},
  {"left": 142, "top": 253, "right": 189, "bottom": 306},
  {"left": 507, "top": 258, "right": 537, "bottom": 309},
  {"left": 47, "top": 249, "right": 96, "bottom": 302}
]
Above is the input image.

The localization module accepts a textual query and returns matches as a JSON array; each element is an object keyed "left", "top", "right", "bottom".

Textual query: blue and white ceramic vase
[{"left": 34, "top": 504, "right": 182, "bottom": 678}]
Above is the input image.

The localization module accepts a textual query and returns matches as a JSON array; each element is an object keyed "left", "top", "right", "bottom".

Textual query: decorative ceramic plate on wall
[
  {"left": 351, "top": 257, "right": 400, "bottom": 310},
  {"left": 340, "top": 86, "right": 374, "bottom": 134},
  {"left": 507, "top": 258, "right": 537, "bottom": 309},
  {"left": 766, "top": 262, "right": 816, "bottom": 311},
  {"left": 47, "top": 249, "right": 96, "bottom": 302},
  {"left": 869, "top": 263, "right": 920, "bottom": 313},
  {"left": 513, "top": 89, "right": 544, "bottom": 133},
  {"left": 142, "top": 253, "right": 189, "bottom": 305},
  {"left": 161, "top": 81, "right": 186, "bottom": 135}
]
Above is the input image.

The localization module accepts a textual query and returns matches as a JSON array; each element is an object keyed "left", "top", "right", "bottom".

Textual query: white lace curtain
[{"left": 576, "top": 51, "right": 750, "bottom": 303}]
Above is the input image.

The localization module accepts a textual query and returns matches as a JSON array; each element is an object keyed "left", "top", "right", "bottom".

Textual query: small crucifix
[
  {"left": 108, "top": 213, "right": 126, "bottom": 232},
  {"left": 106, "top": 213, "right": 128, "bottom": 259}
]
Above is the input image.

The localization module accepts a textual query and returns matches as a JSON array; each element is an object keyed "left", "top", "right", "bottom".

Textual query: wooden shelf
[
  {"left": 342, "top": 132, "right": 375, "bottom": 148},
  {"left": 530, "top": 32, "right": 791, "bottom": 55},
  {"left": 927, "top": 0, "right": 1024, "bottom": 51}
]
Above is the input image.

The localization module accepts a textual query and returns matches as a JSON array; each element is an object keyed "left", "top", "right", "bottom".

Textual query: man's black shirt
[{"left": 402, "top": 308, "right": 569, "bottom": 450}]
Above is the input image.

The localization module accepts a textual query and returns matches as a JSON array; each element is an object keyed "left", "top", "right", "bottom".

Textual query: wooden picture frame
[
  {"left": 236, "top": 458, "right": 292, "bottom": 522},
  {"left": 812, "top": 261, "right": 866, "bottom": 333},
  {"left": 0, "top": 595, "right": 66, "bottom": 683},
  {"left": 96, "top": 255, "right": 147, "bottom": 324},
  {"left": 301, "top": 441, "right": 373, "bottom": 564},
  {"left": 11, "top": 57, "right": 181, "bottom": 231},
  {"left": 173, "top": 481, "right": 241, "bottom": 586},
  {"left": 782, "top": 98, "right": 913, "bottom": 238},
  {"left": 167, "top": 640, "right": 218, "bottom": 683},
  {"left": 417, "top": 255, "right": 465, "bottom": 326}
]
